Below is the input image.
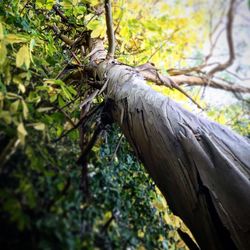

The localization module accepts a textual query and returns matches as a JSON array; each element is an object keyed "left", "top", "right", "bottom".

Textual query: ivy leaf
[{"left": 16, "top": 45, "right": 30, "bottom": 69}]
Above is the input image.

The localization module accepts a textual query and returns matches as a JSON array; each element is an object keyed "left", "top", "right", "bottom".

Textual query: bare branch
[
  {"left": 77, "top": 122, "right": 103, "bottom": 164},
  {"left": 104, "top": 0, "right": 115, "bottom": 59},
  {"left": 136, "top": 63, "right": 203, "bottom": 109},
  {"left": 136, "top": 63, "right": 250, "bottom": 94},
  {"left": 170, "top": 74, "right": 250, "bottom": 93},
  {"left": 208, "top": 0, "right": 236, "bottom": 75},
  {"left": 225, "top": 70, "right": 250, "bottom": 82}
]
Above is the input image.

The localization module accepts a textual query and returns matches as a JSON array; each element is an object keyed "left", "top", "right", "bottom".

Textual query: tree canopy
[{"left": 0, "top": 0, "right": 249, "bottom": 249}]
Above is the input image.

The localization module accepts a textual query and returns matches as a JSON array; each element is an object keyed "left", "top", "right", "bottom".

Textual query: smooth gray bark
[{"left": 100, "top": 63, "right": 250, "bottom": 250}]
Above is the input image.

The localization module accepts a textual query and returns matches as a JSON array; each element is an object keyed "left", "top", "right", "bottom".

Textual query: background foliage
[{"left": 0, "top": 0, "right": 249, "bottom": 249}]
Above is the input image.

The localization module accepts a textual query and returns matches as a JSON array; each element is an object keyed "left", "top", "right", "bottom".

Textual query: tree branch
[
  {"left": 136, "top": 63, "right": 250, "bottom": 94},
  {"left": 136, "top": 63, "right": 203, "bottom": 109},
  {"left": 104, "top": 0, "right": 115, "bottom": 59},
  {"left": 208, "top": 0, "right": 236, "bottom": 75},
  {"left": 170, "top": 74, "right": 250, "bottom": 93}
]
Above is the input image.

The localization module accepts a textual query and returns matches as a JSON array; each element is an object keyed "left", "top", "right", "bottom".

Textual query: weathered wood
[{"left": 99, "top": 63, "right": 250, "bottom": 250}]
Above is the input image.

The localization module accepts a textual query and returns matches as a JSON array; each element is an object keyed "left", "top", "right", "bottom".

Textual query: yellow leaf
[
  {"left": 91, "top": 25, "right": 106, "bottom": 38},
  {"left": 18, "top": 84, "right": 26, "bottom": 93},
  {"left": 33, "top": 122, "right": 45, "bottom": 131},
  {"left": 10, "top": 100, "right": 20, "bottom": 113},
  {"left": 72, "top": 0, "right": 80, "bottom": 5},
  {"left": 84, "top": 13, "right": 95, "bottom": 23},
  {"left": 61, "top": 0, "right": 72, "bottom": 9},
  {"left": 0, "top": 23, "right": 4, "bottom": 40},
  {"left": 17, "top": 122, "right": 28, "bottom": 145},
  {"left": 86, "top": 19, "right": 99, "bottom": 30},
  {"left": 37, "top": 107, "right": 54, "bottom": 112},
  {"left": 0, "top": 41, "right": 7, "bottom": 65},
  {"left": 16, "top": 45, "right": 30, "bottom": 69},
  {"left": 5, "top": 34, "right": 28, "bottom": 44},
  {"left": 137, "top": 229, "right": 144, "bottom": 238},
  {"left": 21, "top": 100, "right": 29, "bottom": 119},
  {"left": 36, "top": 0, "right": 45, "bottom": 9},
  {"left": 153, "top": 200, "right": 165, "bottom": 211},
  {"left": 86, "top": 0, "right": 99, "bottom": 6},
  {"left": 13, "top": 75, "right": 23, "bottom": 85},
  {"left": 4, "top": 65, "right": 11, "bottom": 85}
]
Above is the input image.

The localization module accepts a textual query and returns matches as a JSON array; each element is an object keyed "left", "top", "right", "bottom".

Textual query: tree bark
[{"left": 98, "top": 62, "right": 250, "bottom": 250}]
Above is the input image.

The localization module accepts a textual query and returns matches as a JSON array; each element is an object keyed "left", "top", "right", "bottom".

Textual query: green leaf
[
  {"left": 61, "top": 86, "right": 73, "bottom": 100},
  {"left": 67, "top": 86, "right": 77, "bottom": 95},
  {"left": 50, "top": 94, "right": 58, "bottom": 103}
]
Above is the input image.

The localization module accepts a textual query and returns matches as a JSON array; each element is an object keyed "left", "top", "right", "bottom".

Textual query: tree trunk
[{"left": 99, "top": 62, "right": 250, "bottom": 250}]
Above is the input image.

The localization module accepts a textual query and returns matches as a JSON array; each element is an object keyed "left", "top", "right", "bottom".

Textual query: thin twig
[
  {"left": 53, "top": 104, "right": 76, "bottom": 128},
  {"left": 71, "top": 51, "right": 82, "bottom": 65},
  {"left": 110, "top": 134, "right": 123, "bottom": 162},
  {"left": 77, "top": 123, "right": 103, "bottom": 164},
  {"left": 79, "top": 89, "right": 99, "bottom": 109}
]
